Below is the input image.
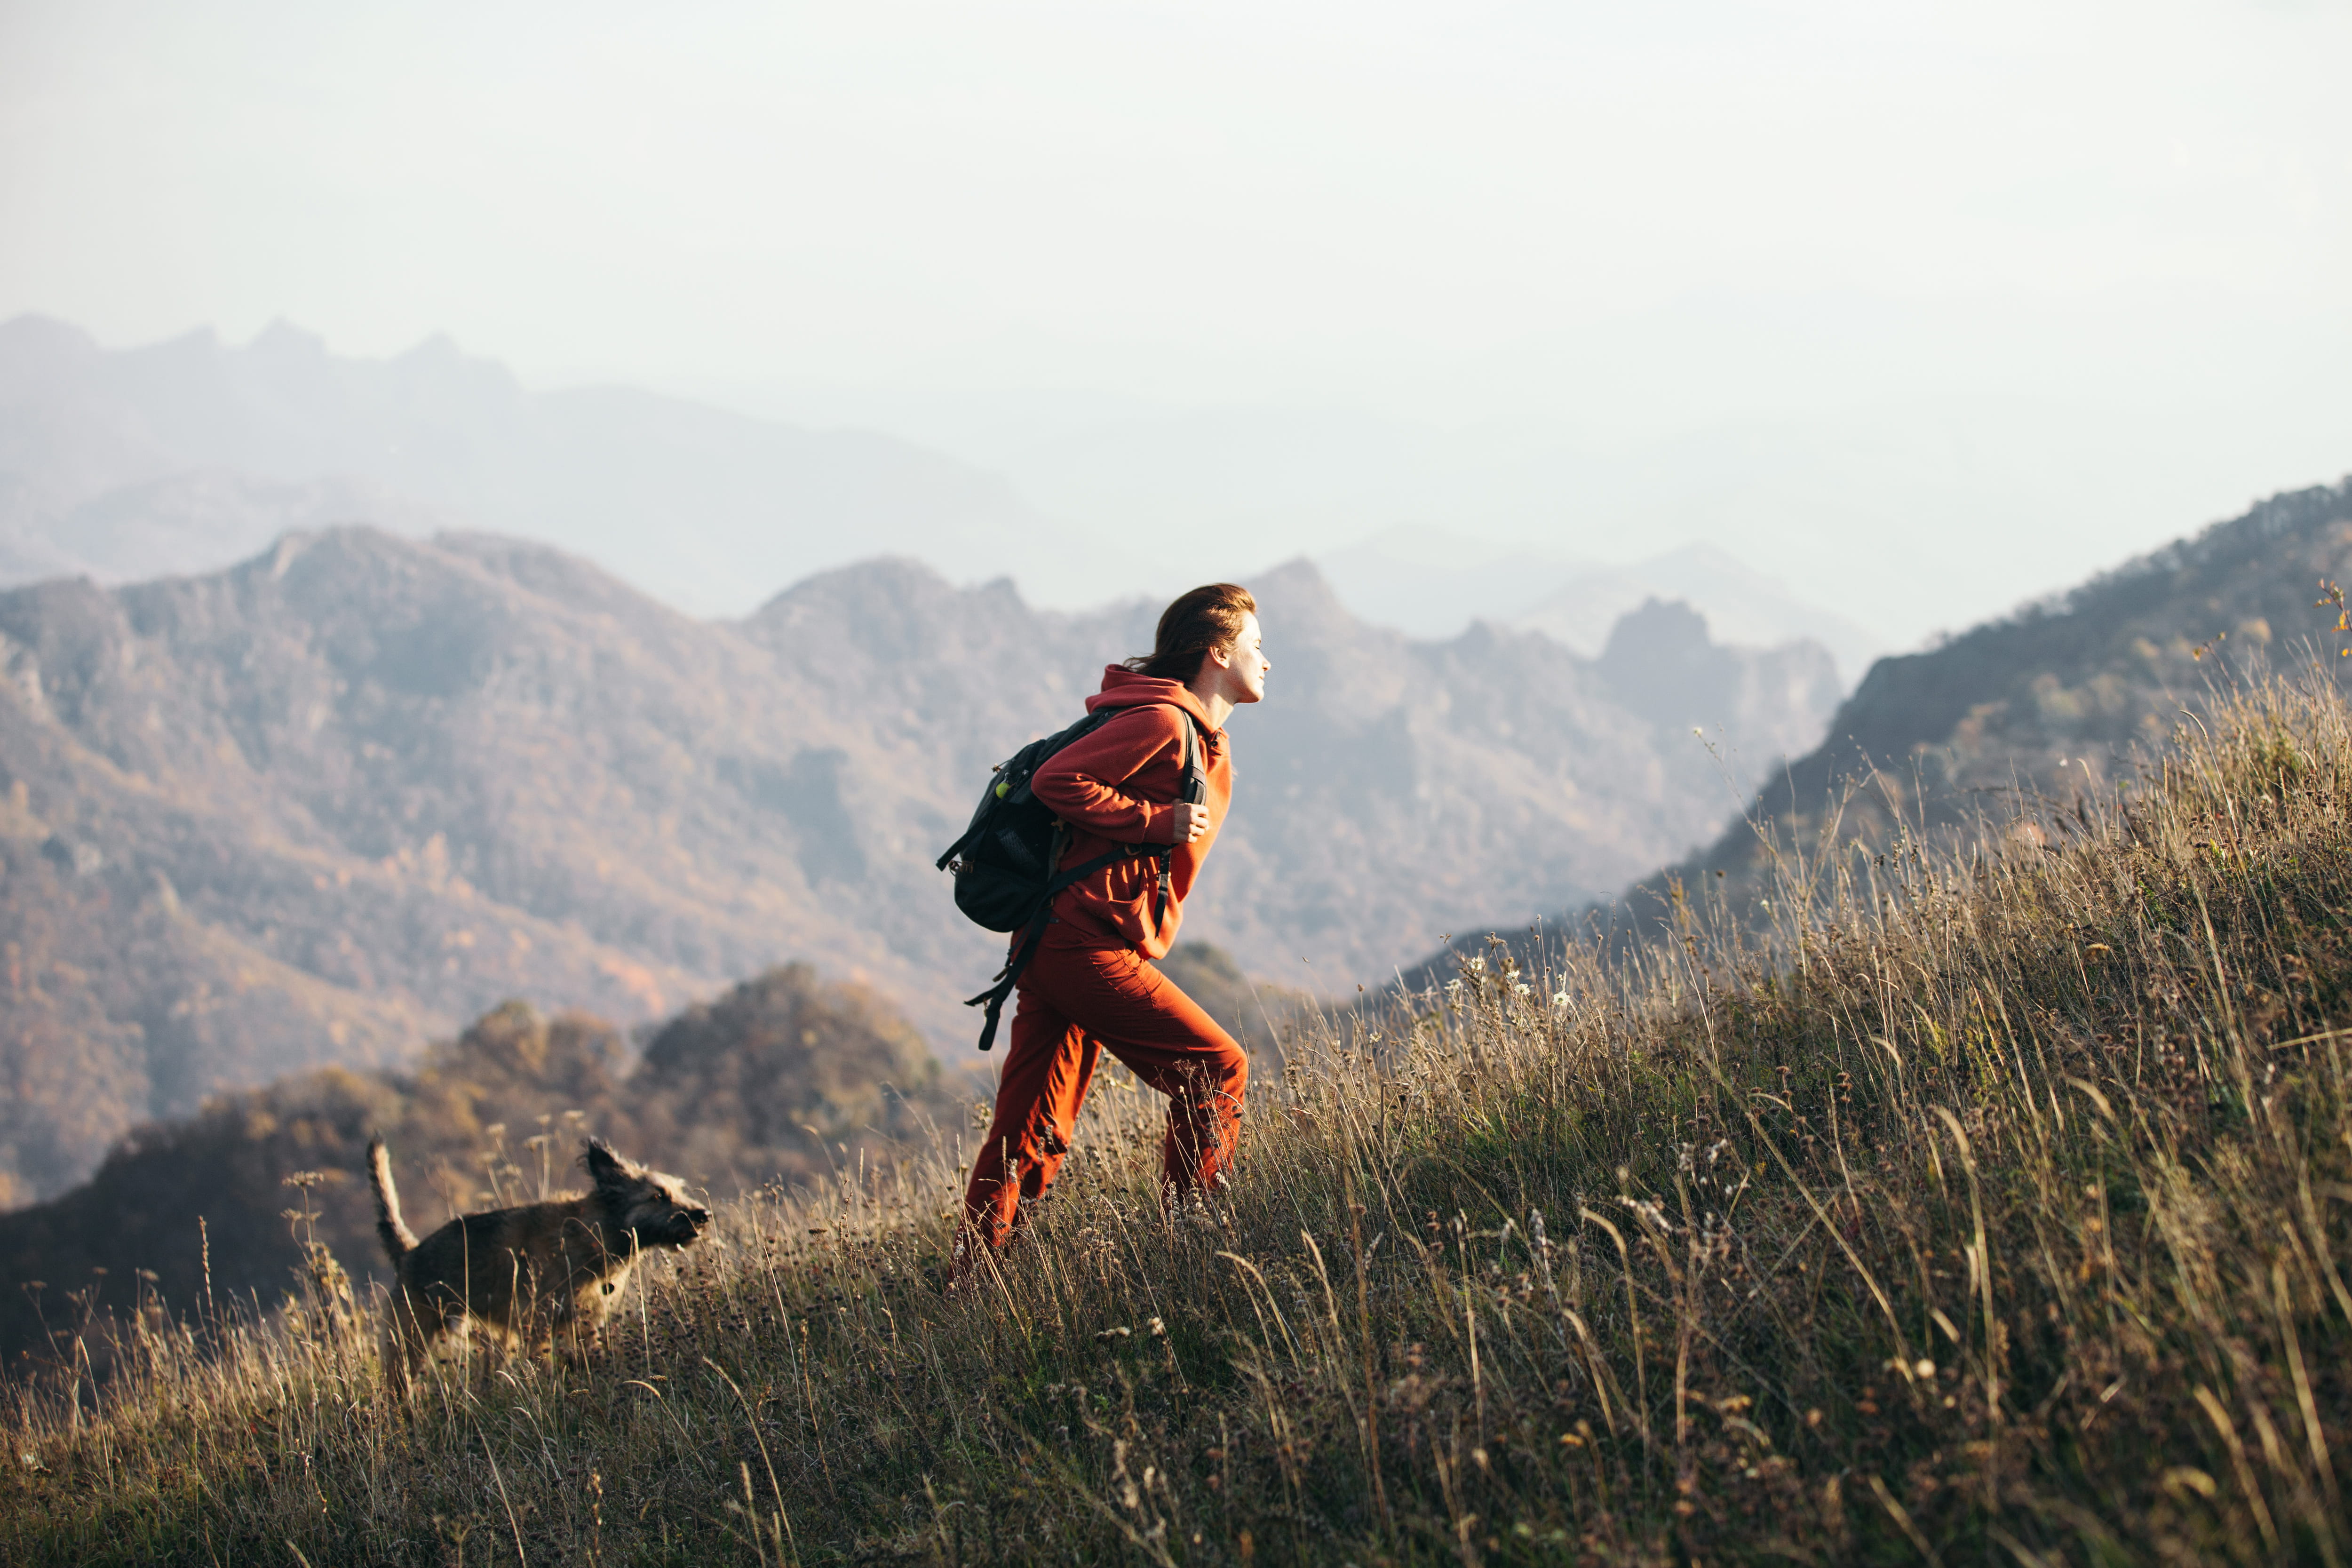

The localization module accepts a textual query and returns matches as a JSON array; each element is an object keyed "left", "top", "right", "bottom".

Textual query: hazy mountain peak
[
  {"left": 754, "top": 553, "right": 965, "bottom": 614},
  {"left": 1602, "top": 596, "right": 1714, "bottom": 657},
  {"left": 1644, "top": 541, "right": 1764, "bottom": 578},
  {"left": 1249, "top": 555, "right": 1343, "bottom": 614},
  {"left": 1242, "top": 557, "right": 1355, "bottom": 644},
  {"left": 130, "top": 325, "right": 230, "bottom": 367},
  {"left": 1515, "top": 547, "right": 1883, "bottom": 681},
  {"left": 0, "top": 312, "right": 101, "bottom": 365},
  {"left": 249, "top": 318, "right": 329, "bottom": 361},
  {"left": 397, "top": 330, "right": 466, "bottom": 362},
  {"left": 1311, "top": 522, "right": 1881, "bottom": 682},
  {"left": 0, "top": 314, "right": 1137, "bottom": 617}
]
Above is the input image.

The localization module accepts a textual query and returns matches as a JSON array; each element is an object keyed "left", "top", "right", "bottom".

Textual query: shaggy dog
[{"left": 368, "top": 1136, "right": 710, "bottom": 1390}]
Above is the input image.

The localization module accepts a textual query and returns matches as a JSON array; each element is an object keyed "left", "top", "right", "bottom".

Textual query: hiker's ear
[{"left": 583, "top": 1141, "right": 632, "bottom": 1186}]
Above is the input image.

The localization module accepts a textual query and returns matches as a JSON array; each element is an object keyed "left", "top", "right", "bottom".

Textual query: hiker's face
[{"left": 1215, "top": 613, "right": 1268, "bottom": 705}]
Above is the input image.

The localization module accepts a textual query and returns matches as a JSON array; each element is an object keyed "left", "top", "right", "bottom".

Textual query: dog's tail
[{"left": 368, "top": 1136, "right": 419, "bottom": 1262}]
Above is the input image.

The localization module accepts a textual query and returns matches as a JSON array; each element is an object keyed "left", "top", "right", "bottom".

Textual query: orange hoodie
[{"left": 1030, "top": 666, "right": 1234, "bottom": 960}]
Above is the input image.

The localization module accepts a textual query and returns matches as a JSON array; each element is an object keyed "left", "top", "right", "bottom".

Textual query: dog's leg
[
  {"left": 544, "top": 1289, "right": 596, "bottom": 1379},
  {"left": 380, "top": 1320, "right": 413, "bottom": 1400},
  {"left": 461, "top": 1319, "right": 501, "bottom": 1393},
  {"left": 381, "top": 1291, "right": 438, "bottom": 1400}
]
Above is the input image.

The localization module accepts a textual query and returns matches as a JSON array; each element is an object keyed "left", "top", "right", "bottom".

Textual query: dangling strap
[
  {"left": 966, "top": 840, "right": 1155, "bottom": 1051},
  {"left": 965, "top": 910, "right": 1048, "bottom": 1054}
]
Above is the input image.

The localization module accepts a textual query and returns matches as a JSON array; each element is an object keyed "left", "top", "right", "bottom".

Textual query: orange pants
[{"left": 961, "top": 941, "right": 1249, "bottom": 1251}]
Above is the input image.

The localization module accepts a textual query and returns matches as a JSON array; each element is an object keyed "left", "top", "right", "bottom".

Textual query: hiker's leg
[
  {"left": 1032, "top": 944, "right": 1249, "bottom": 1201},
  {"left": 1143, "top": 1027, "right": 1249, "bottom": 1201},
  {"left": 960, "top": 979, "right": 1102, "bottom": 1253}
]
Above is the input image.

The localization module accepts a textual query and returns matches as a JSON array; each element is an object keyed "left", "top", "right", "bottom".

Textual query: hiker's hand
[{"left": 1172, "top": 803, "right": 1212, "bottom": 844}]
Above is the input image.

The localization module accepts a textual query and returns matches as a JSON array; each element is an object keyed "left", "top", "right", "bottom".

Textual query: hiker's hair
[{"left": 1124, "top": 584, "right": 1257, "bottom": 682}]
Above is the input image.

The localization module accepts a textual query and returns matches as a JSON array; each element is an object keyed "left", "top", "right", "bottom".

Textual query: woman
[{"left": 960, "top": 583, "right": 1270, "bottom": 1261}]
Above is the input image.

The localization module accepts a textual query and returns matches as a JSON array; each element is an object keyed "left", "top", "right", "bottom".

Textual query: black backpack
[{"left": 936, "top": 703, "right": 1205, "bottom": 1051}]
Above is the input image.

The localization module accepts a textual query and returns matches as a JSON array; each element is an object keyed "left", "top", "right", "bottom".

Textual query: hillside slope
[
  {"left": 1399, "top": 479, "right": 2352, "bottom": 984},
  {"left": 0, "top": 529, "right": 1832, "bottom": 1202},
  {"left": 1701, "top": 478, "right": 2352, "bottom": 874},
  {"left": 13, "top": 674, "right": 2352, "bottom": 1563}
]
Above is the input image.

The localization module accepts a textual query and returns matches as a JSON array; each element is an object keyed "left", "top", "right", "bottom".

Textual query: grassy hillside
[
  {"left": 1701, "top": 478, "right": 2352, "bottom": 883},
  {"left": 11, "top": 675, "right": 2352, "bottom": 1563}
]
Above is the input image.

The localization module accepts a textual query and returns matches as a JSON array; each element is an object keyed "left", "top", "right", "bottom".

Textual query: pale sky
[{"left": 4, "top": 0, "right": 2348, "bottom": 639}]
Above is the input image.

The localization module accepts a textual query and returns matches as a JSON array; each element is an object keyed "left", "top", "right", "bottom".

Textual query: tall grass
[{"left": 12, "top": 676, "right": 2352, "bottom": 1564}]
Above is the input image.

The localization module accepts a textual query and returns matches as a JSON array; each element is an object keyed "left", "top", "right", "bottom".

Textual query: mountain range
[
  {"left": 0, "top": 314, "right": 1137, "bottom": 616},
  {"left": 1315, "top": 531, "right": 1884, "bottom": 680},
  {"left": 0, "top": 527, "right": 1836, "bottom": 1205},
  {"left": 0, "top": 315, "right": 1884, "bottom": 661}
]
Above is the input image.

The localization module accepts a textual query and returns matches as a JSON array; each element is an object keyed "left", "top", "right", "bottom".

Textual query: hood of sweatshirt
[{"left": 1083, "top": 665, "right": 1223, "bottom": 745}]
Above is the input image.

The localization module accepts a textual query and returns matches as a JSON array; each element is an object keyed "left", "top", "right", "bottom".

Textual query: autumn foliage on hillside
[{"left": 0, "top": 962, "right": 946, "bottom": 1378}]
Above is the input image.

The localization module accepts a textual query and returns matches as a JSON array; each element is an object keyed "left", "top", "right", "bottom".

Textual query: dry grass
[{"left": 13, "top": 675, "right": 2352, "bottom": 1564}]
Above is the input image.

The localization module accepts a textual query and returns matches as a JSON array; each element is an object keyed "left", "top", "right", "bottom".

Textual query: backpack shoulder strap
[
  {"left": 1065, "top": 700, "right": 1205, "bottom": 802},
  {"left": 1175, "top": 710, "right": 1206, "bottom": 805}
]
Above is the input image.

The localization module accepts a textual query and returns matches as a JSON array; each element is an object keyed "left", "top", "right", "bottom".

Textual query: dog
[{"left": 368, "top": 1135, "right": 711, "bottom": 1390}]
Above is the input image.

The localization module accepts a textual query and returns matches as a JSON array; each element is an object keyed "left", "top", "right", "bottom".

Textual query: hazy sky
[{"left": 4, "top": 0, "right": 2348, "bottom": 639}]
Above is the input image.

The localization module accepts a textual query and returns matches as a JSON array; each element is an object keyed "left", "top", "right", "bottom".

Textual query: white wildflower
[
  {"left": 1466, "top": 955, "right": 1485, "bottom": 973},
  {"left": 1551, "top": 990, "right": 1571, "bottom": 1011},
  {"left": 1513, "top": 982, "right": 1532, "bottom": 996}
]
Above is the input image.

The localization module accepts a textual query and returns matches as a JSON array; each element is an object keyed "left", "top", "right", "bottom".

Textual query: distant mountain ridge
[
  {"left": 1517, "top": 541, "right": 1883, "bottom": 682},
  {"left": 0, "top": 529, "right": 1836, "bottom": 1204},
  {"left": 0, "top": 314, "right": 1136, "bottom": 614},
  {"left": 1312, "top": 531, "right": 1883, "bottom": 680}
]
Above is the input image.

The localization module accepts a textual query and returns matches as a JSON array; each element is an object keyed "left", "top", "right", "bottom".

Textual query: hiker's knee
[
  {"left": 1171, "top": 1038, "right": 1247, "bottom": 1115},
  {"left": 1208, "top": 1036, "right": 1248, "bottom": 1098}
]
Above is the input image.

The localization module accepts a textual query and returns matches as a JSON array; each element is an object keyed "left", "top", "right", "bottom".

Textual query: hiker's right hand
[{"left": 1172, "top": 803, "right": 1211, "bottom": 844}]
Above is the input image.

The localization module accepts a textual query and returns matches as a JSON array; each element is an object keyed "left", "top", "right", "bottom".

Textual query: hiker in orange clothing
[{"left": 960, "top": 584, "right": 1269, "bottom": 1261}]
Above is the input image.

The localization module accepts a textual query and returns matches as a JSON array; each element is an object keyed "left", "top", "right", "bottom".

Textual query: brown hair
[{"left": 1123, "top": 583, "right": 1257, "bottom": 682}]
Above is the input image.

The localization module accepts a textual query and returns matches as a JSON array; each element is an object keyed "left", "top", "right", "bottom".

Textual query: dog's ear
[{"left": 582, "top": 1140, "right": 635, "bottom": 1187}]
